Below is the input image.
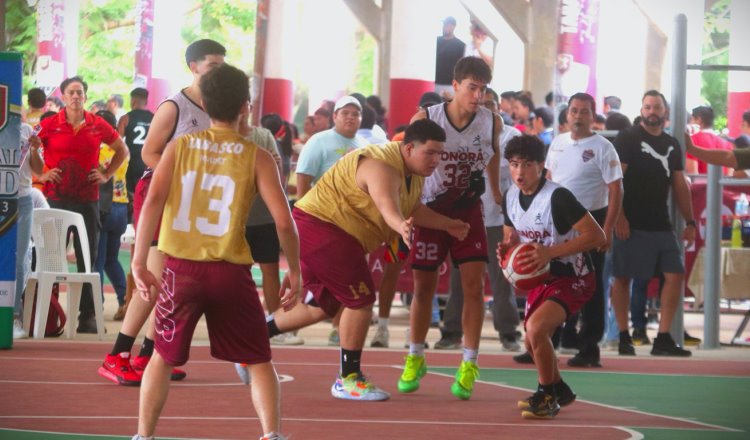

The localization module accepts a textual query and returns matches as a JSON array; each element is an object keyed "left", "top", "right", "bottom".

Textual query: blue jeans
[
  {"left": 14, "top": 195, "right": 33, "bottom": 318},
  {"left": 95, "top": 203, "right": 128, "bottom": 306}
]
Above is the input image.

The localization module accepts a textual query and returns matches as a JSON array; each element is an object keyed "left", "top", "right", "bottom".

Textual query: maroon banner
[
  {"left": 36, "top": 0, "right": 77, "bottom": 97},
  {"left": 555, "top": 0, "right": 600, "bottom": 102}
]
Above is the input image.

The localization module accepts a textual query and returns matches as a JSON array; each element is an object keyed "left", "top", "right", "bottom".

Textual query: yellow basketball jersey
[
  {"left": 158, "top": 126, "right": 257, "bottom": 264},
  {"left": 296, "top": 142, "right": 423, "bottom": 252}
]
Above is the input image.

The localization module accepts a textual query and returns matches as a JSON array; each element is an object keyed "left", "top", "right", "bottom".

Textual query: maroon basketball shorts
[
  {"left": 132, "top": 171, "right": 161, "bottom": 245},
  {"left": 409, "top": 201, "right": 488, "bottom": 271},
  {"left": 154, "top": 256, "right": 271, "bottom": 367},
  {"left": 293, "top": 208, "right": 376, "bottom": 317},
  {"left": 523, "top": 272, "right": 596, "bottom": 328}
]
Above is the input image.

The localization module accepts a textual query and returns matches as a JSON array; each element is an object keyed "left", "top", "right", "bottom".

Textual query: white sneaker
[
  {"left": 271, "top": 332, "right": 305, "bottom": 346},
  {"left": 600, "top": 339, "right": 619, "bottom": 351},
  {"left": 370, "top": 326, "right": 389, "bottom": 348},
  {"left": 500, "top": 334, "right": 521, "bottom": 352},
  {"left": 330, "top": 372, "right": 390, "bottom": 401},
  {"left": 13, "top": 319, "right": 27, "bottom": 339},
  {"left": 260, "top": 432, "right": 289, "bottom": 440},
  {"left": 234, "top": 363, "right": 251, "bottom": 385}
]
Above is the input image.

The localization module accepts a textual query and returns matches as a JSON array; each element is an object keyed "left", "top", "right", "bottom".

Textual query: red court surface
[{"left": 1, "top": 341, "right": 742, "bottom": 440}]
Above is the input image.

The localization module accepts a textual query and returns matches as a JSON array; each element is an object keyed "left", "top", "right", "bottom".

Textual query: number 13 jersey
[
  {"left": 422, "top": 103, "right": 496, "bottom": 211},
  {"left": 159, "top": 126, "right": 258, "bottom": 264}
]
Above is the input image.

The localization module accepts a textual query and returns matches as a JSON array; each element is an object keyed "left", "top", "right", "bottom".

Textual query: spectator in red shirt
[
  {"left": 686, "top": 105, "right": 733, "bottom": 175},
  {"left": 38, "top": 76, "right": 129, "bottom": 333}
]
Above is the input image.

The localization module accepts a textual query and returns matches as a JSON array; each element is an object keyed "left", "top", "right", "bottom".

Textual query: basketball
[{"left": 501, "top": 242, "right": 550, "bottom": 291}]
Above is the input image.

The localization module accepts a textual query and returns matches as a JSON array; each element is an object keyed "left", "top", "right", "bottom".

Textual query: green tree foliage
[
  {"left": 701, "top": 0, "right": 730, "bottom": 130},
  {"left": 5, "top": 0, "right": 256, "bottom": 104},
  {"left": 350, "top": 28, "right": 375, "bottom": 96}
]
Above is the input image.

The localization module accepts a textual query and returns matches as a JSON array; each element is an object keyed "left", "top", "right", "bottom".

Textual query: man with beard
[{"left": 610, "top": 90, "right": 695, "bottom": 357}]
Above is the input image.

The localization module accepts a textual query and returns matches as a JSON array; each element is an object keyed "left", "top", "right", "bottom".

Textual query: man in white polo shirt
[{"left": 544, "top": 92, "right": 623, "bottom": 368}]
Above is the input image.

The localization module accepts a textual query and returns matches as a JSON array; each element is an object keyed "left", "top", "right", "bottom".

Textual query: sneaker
[
  {"left": 331, "top": 372, "right": 390, "bottom": 401},
  {"left": 370, "top": 326, "right": 389, "bottom": 348},
  {"left": 434, "top": 336, "right": 461, "bottom": 350},
  {"left": 98, "top": 352, "right": 141, "bottom": 386},
  {"left": 271, "top": 332, "right": 305, "bottom": 346},
  {"left": 398, "top": 354, "right": 427, "bottom": 393},
  {"left": 518, "top": 381, "right": 576, "bottom": 409},
  {"left": 328, "top": 328, "right": 340, "bottom": 346},
  {"left": 131, "top": 436, "right": 155, "bottom": 440},
  {"left": 513, "top": 351, "right": 534, "bottom": 364},
  {"left": 618, "top": 334, "right": 636, "bottom": 356},
  {"left": 450, "top": 360, "right": 479, "bottom": 400},
  {"left": 113, "top": 305, "right": 127, "bottom": 321},
  {"left": 132, "top": 355, "right": 188, "bottom": 381},
  {"left": 234, "top": 363, "right": 251, "bottom": 385},
  {"left": 520, "top": 391, "right": 560, "bottom": 419},
  {"left": 500, "top": 333, "right": 521, "bottom": 352},
  {"left": 567, "top": 352, "right": 602, "bottom": 368},
  {"left": 683, "top": 331, "right": 701, "bottom": 347},
  {"left": 403, "top": 328, "right": 429, "bottom": 349},
  {"left": 77, "top": 316, "right": 98, "bottom": 334},
  {"left": 600, "top": 339, "right": 618, "bottom": 351},
  {"left": 558, "top": 345, "right": 578, "bottom": 355},
  {"left": 632, "top": 328, "right": 651, "bottom": 346},
  {"left": 13, "top": 319, "right": 27, "bottom": 339},
  {"left": 651, "top": 334, "right": 692, "bottom": 357},
  {"left": 260, "top": 433, "right": 288, "bottom": 440}
]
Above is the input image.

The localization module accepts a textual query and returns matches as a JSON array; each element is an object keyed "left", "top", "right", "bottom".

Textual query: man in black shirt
[
  {"left": 435, "top": 16, "right": 465, "bottom": 99},
  {"left": 611, "top": 90, "right": 695, "bottom": 357},
  {"left": 117, "top": 87, "right": 154, "bottom": 196}
]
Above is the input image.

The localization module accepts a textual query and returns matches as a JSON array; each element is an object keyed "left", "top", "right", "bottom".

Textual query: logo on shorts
[
  {"left": 582, "top": 149, "right": 595, "bottom": 162},
  {"left": 155, "top": 268, "right": 177, "bottom": 343}
]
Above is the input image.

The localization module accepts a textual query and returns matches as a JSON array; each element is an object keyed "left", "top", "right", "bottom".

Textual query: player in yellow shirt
[
  {"left": 131, "top": 64, "right": 299, "bottom": 440},
  {"left": 262, "top": 119, "right": 469, "bottom": 401}
]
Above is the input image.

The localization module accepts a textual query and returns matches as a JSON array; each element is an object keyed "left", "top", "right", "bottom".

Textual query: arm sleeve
[
  {"left": 551, "top": 187, "right": 588, "bottom": 235},
  {"left": 612, "top": 130, "right": 631, "bottom": 165},
  {"left": 295, "top": 137, "right": 321, "bottom": 178},
  {"left": 598, "top": 139, "right": 624, "bottom": 184},
  {"left": 667, "top": 135, "right": 684, "bottom": 172}
]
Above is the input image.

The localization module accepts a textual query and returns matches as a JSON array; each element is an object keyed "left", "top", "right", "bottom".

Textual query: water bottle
[{"left": 736, "top": 193, "right": 749, "bottom": 216}]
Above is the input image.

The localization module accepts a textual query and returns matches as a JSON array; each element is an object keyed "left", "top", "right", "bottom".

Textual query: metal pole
[
  {"left": 669, "top": 14, "right": 688, "bottom": 345},
  {"left": 703, "top": 164, "right": 722, "bottom": 348}
]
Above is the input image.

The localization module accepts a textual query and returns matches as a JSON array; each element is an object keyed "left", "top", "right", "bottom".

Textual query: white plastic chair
[{"left": 23, "top": 208, "right": 105, "bottom": 340}]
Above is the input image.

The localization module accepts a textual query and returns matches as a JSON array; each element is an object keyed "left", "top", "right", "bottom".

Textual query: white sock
[
  {"left": 265, "top": 313, "right": 274, "bottom": 323},
  {"left": 378, "top": 318, "right": 389, "bottom": 329},
  {"left": 463, "top": 347, "right": 478, "bottom": 364},
  {"left": 409, "top": 343, "right": 425, "bottom": 357}
]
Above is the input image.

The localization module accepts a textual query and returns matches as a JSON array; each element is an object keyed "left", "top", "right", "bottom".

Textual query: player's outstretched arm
[
  {"left": 132, "top": 139, "right": 177, "bottom": 301},
  {"left": 141, "top": 101, "right": 178, "bottom": 169},
  {"left": 255, "top": 149, "right": 301, "bottom": 311},
  {"left": 410, "top": 202, "right": 470, "bottom": 241},
  {"left": 356, "top": 157, "right": 412, "bottom": 245},
  {"left": 487, "top": 113, "right": 504, "bottom": 205},
  {"left": 684, "top": 130, "right": 737, "bottom": 168}
]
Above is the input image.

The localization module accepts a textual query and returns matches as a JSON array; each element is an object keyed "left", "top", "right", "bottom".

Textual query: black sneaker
[
  {"left": 567, "top": 352, "right": 602, "bottom": 368},
  {"left": 513, "top": 351, "right": 534, "bottom": 364},
  {"left": 632, "top": 328, "right": 651, "bottom": 346},
  {"left": 651, "top": 334, "right": 692, "bottom": 357},
  {"left": 683, "top": 331, "right": 701, "bottom": 347},
  {"left": 555, "top": 381, "right": 577, "bottom": 406},
  {"left": 618, "top": 334, "right": 636, "bottom": 356},
  {"left": 76, "top": 316, "right": 98, "bottom": 334},
  {"left": 520, "top": 391, "right": 560, "bottom": 419},
  {"left": 518, "top": 382, "right": 576, "bottom": 409}
]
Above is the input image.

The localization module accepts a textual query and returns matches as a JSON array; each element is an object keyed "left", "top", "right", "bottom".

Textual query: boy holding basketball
[{"left": 499, "top": 134, "right": 605, "bottom": 419}]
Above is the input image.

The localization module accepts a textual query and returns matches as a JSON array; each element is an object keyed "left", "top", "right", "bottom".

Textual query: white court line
[
  {"left": 422, "top": 369, "right": 741, "bottom": 433},
  {"left": 0, "top": 374, "right": 294, "bottom": 387}
]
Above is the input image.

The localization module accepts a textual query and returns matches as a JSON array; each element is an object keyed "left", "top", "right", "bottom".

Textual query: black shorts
[{"left": 245, "top": 223, "right": 280, "bottom": 264}]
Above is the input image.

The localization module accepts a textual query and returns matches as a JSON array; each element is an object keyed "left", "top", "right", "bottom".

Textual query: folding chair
[{"left": 23, "top": 208, "right": 105, "bottom": 339}]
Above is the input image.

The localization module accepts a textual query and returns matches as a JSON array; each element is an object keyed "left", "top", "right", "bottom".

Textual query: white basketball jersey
[
  {"left": 422, "top": 103, "right": 496, "bottom": 210},
  {"left": 167, "top": 89, "right": 211, "bottom": 142},
  {"left": 505, "top": 180, "right": 590, "bottom": 277}
]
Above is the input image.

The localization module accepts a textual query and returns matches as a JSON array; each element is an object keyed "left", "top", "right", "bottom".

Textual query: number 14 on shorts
[{"left": 348, "top": 282, "right": 371, "bottom": 299}]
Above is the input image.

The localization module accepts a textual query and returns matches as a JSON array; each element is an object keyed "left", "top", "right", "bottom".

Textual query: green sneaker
[
  {"left": 397, "top": 354, "right": 426, "bottom": 393},
  {"left": 450, "top": 360, "right": 479, "bottom": 400}
]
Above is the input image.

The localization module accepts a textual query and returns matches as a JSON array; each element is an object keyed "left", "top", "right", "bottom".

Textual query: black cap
[
  {"left": 419, "top": 92, "right": 443, "bottom": 108},
  {"left": 734, "top": 134, "right": 750, "bottom": 149}
]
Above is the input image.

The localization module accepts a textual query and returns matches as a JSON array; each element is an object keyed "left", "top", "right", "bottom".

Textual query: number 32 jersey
[
  {"left": 159, "top": 126, "right": 258, "bottom": 265},
  {"left": 422, "top": 103, "right": 496, "bottom": 211}
]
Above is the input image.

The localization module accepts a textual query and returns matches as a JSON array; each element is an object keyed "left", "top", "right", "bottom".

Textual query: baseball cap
[
  {"left": 734, "top": 134, "right": 750, "bottom": 149},
  {"left": 334, "top": 96, "right": 362, "bottom": 112},
  {"left": 419, "top": 92, "right": 443, "bottom": 108}
]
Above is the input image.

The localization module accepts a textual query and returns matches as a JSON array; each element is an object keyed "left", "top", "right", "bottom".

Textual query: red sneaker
[
  {"left": 98, "top": 352, "right": 141, "bottom": 386},
  {"left": 132, "top": 355, "right": 187, "bottom": 381}
]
